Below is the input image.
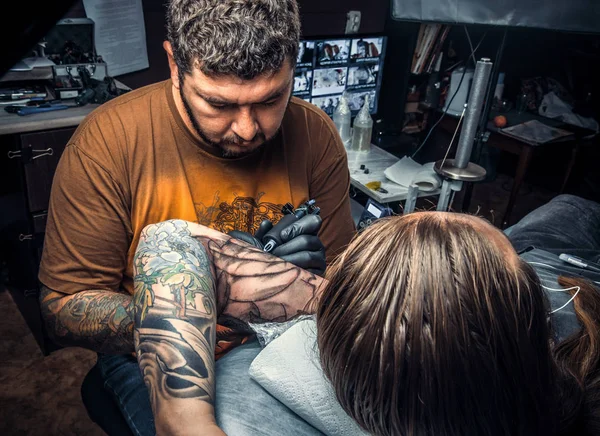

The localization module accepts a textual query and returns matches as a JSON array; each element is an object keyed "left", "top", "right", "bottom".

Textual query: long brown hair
[{"left": 316, "top": 212, "right": 600, "bottom": 436}]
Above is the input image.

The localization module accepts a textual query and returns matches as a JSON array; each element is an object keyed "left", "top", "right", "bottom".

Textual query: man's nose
[{"left": 231, "top": 107, "right": 259, "bottom": 142}]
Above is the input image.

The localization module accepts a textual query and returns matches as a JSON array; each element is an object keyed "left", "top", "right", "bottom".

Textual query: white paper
[
  {"left": 501, "top": 120, "right": 573, "bottom": 145},
  {"left": 384, "top": 157, "right": 442, "bottom": 192},
  {"left": 83, "top": 0, "right": 149, "bottom": 76}
]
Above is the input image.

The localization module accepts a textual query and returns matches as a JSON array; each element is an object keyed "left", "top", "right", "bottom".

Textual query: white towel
[
  {"left": 384, "top": 156, "right": 442, "bottom": 192},
  {"left": 249, "top": 320, "right": 370, "bottom": 436}
]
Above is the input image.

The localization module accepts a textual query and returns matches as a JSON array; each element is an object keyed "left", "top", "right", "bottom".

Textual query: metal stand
[
  {"left": 403, "top": 184, "right": 419, "bottom": 214},
  {"left": 432, "top": 56, "right": 493, "bottom": 212},
  {"left": 405, "top": 55, "right": 495, "bottom": 214},
  {"left": 434, "top": 159, "right": 487, "bottom": 211},
  {"left": 461, "top": 28, "right": 509, "bottom": 213}
]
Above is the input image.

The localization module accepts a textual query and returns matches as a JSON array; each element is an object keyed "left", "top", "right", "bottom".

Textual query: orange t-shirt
[{"left": 38, "top": 80, "right": 355, "bottom": 356}]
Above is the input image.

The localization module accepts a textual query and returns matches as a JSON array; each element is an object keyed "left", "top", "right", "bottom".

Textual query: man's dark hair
[{"left": 167, "top": 0, "right": 300, "bottom": 80}]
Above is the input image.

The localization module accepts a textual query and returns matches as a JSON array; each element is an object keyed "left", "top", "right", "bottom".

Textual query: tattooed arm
[
  {"left": 133, "top": 220, "right": 326, "bottom": 434},
  {"left": 40, "top": 286, "right": 134, "bottom": 354}
]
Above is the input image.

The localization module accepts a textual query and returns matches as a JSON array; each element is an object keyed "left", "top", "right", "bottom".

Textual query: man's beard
[{"left": 179, "top": 86, "right": 284, "bottom": 159}]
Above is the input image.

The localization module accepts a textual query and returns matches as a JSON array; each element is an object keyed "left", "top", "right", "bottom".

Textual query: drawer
[
  {"left": 32, "top": 212, "right": 48, "bottom": 235},
  {"left": 19, "top": 127, "right": 76, "bottom": 213},
  {"left": 32, "top": 212, "right": 48, "bottom": 263}
]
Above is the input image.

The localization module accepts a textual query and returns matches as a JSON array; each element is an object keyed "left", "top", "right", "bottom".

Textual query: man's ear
[{"left": 163, "top": 41, "right": 181, "bottom": 90}]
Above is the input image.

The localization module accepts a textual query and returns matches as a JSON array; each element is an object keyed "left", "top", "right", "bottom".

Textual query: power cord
[{"left": 411, "top": 27, "right": 487, "bottom": 159}]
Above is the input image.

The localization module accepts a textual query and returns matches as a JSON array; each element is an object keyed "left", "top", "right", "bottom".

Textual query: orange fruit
[{"left": 494, "top": 115, "right": 507, "bottom": 128}]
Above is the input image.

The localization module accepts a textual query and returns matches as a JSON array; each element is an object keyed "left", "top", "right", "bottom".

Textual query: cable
[
  {"left": 411, "top": 29, "right": 487, "bottom": 159},
  {"left": 545, "top": 285, "right": 581, "bottom": 314},
  {"left": 464, "top": 25, "right": 477, "bottom": 67},
  {"left": 440, "top": 105, "right": 466, "bottom": 168},
  {"left": 410, "top": 66, "right": 466, "bottom": 158}
]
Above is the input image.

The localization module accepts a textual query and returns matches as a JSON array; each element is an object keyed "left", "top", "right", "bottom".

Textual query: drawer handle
[
  {"left": 19, "top": 234, "right": 33, "bottom": 242},
  {"left": 32, "top": 147, "right": 54, "bottom": 159},
  {"left": 7, "top": 147, "right": 54, "bottom": 160}
]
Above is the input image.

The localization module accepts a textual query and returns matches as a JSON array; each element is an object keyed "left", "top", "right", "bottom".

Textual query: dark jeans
[
  {"left": 93, "top": 353, "right": 155, "bottom": 435},
  {"left": 86, "top": 340, "right": 322, "bottom": 436},
  {"left": 506, "top": 194, "right": 600, "bottom": 341},
  {"left": 506, "top": 194, "right": 600, "bottom": 263}
]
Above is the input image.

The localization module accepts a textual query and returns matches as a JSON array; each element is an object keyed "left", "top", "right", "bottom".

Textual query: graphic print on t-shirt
[
  {"left": 194, "top": 192, "right": 286, "bottom": 359},
  {"left": 194, "top": 191, "right": 284, "bottom": 234}
]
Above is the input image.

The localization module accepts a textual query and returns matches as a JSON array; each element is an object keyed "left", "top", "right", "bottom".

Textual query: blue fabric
[
  {"left": 90, "top": 340, "right": 322, "bottom": 436},
  {"left": 96, "top": 353, "right": 154, "bottom": 436},
  {"left": 507, "top": 194, "right": 600, "bottom": 263},
  {"left": 507, "top": 194, "right": 600, "bottom": 341}
]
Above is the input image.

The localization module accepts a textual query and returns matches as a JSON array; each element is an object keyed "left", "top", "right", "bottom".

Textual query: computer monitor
[{"left": 293, "top": 35, "right": 387, "bottom": 118}]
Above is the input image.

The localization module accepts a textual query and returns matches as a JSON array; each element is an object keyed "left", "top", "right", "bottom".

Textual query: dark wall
[
  {"left": 299, "top": 0, "right": 388, "bottom": 37},
  {"left": 63, "top": 0, "right": 389, "bottom": 89},
  {"left": 446, "top": 25, "right": 600, "bottom": 120}
]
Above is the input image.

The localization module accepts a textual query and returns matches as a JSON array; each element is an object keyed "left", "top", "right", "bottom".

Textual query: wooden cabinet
[
  {"left": 21, "top": 129, "right": 74, "bottom": 213},
  {"left": 3, "top": 126, "right": 77, "bottom": 354}
]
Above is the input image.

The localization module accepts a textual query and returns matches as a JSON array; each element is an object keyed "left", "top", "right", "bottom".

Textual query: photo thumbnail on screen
[
  {"left": 293, "top": 70, "right": 313, "bottom": 96},
  {"left": 347, "top": 64, "right": 379, "bottom": 88},
  {"left": 312, "top": 95, "right": 341, "bottom": 117},
  {"left": 316, "top": 39, "right": 351, "bottom": 66},
  {"left": 346, "top": 89, "right": 377, "bottom": 112},
  {"left": 297, "top": 41, "right": 315, "bottom": 68},
  {"left": 350, "top": 37, "right": 384, "bottom": 62},
  {"left": 311, "top": 68, "right": 347, "bottom": 97}
]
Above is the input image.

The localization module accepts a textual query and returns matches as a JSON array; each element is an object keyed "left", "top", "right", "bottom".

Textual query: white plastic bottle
[
  {"left": 351, "top": 94, "right": 373, "bottom": 152},
  {"left": 333, "top": 94, "right": 351, "bottom": 147}
]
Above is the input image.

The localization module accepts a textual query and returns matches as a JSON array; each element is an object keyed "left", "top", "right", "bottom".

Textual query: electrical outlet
[{"left": 345, "top": 11, "right": 361, "bottom": 34}]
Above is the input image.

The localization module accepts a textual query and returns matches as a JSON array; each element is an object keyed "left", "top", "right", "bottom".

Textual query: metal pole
[
  {"left": 454, "top": 58, "right": 493, "bottom": 168},
  {"left": 472, "top": 27, "right": 508, "bottom": 163},
  {"left": 437, "top": 180, "right": 453, "bottom": 211},
  {"left": 461, "top": 29, "right": 508, "bottom": 212},
  {"left": 403, "top": 184, "right": 419, "bottom": 214}
]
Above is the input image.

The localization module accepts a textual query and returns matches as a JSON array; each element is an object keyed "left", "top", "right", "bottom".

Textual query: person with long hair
[
  {"left": 130, "top": 194, "right": 600, "bottom": 435},
  {"left": 317, "top": 202, "right": 600, "bottom": 435}
]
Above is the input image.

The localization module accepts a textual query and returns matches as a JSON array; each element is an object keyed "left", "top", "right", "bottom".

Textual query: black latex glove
[
  {"left": 228, "top": 215, "right": 327, "bottom": 276},
  {"left": 227, "top": 220, "right": 274, "bottom": 249},
  {"left": 227, "top": 230, "right": 264, "bottom": 249},
  {"left": 265, "top": 214, "right": 326, "bottom": 276}
]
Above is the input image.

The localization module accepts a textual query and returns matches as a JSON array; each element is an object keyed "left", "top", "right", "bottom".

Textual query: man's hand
[{"left": 228, "top": 215, "right": 326, "bottom": 275}]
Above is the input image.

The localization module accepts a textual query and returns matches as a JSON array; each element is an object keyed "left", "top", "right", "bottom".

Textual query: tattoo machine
[{"left": 263, "top": 199, "right": 321, "bottom": 252}]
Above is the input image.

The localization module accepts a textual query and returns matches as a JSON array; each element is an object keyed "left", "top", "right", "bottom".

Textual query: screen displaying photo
[
  {"left": 311, "top": 68, "right": 347, "bottom": 97},
  {"left": 350, "top": 37, "right": 384, "bottom": 63},
  {"left": 346, "top": 89, "right": 377, "bottom": 112},
  {"left": 297, "top": 41, "right": 315, "bottom": 68},
  {"left": 293, "top": 70, "right": 312, "bottom": 95},
  {"left": 316, "top": 39, "right": 351, "bottom": 66},
  {"left": 312, "top": 95, "right": 341, "bottom": 117},
  {"left": 296, "top": 35, "right": 386, "bottom": 115},
  {"left": 347, "top": 64, "right": 379, "bottom": 89}
]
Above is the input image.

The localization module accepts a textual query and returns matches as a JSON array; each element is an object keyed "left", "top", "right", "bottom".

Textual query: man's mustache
[{"left": 220, "top": 133, "right": 266, "bottom": 146}]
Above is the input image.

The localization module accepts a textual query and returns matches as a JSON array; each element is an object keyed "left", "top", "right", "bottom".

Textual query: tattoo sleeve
[
  {"left": 133, "top": 220, "right": 219, "bottom": 430},
  {"left": 203, "top": 234, "right": 323, "bottom": 325},
  {"left": 132, "top": 219, "right": 326, "bottom": 432},
  {"left": 40, "top": 286, "right": 134, "bottom": 354}
]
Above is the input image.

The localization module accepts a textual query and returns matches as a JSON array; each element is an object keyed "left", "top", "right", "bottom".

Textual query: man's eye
[
  {"left": 261, "top": 100, "right": 278, "bottom": 107},
  {"left": 209, "top": 103, "right": 229, "bottom": 110}
]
